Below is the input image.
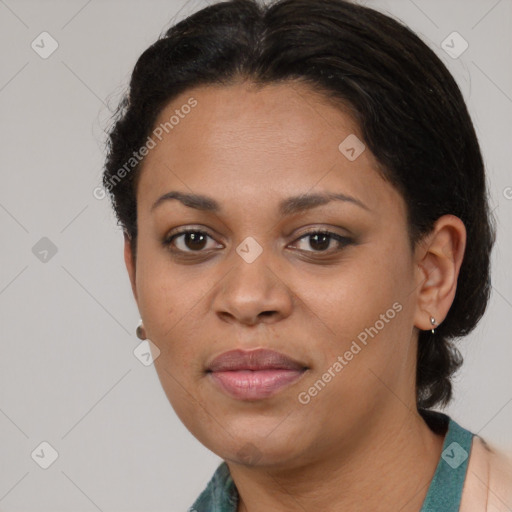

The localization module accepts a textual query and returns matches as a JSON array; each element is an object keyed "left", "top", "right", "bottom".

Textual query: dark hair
[{"left": 103, "top": 0, "right": 496, "bottom": 410}]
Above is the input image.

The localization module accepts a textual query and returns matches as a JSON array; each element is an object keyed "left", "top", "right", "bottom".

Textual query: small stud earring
[
  {"left": 136, "top": 319, "right": 146, "bottom": 340},
  {"left": 430, "top": 316, "right": 438, "bottom": 334}
]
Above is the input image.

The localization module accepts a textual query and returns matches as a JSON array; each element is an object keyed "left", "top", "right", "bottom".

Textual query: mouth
[{"left": 206, "top": 348, "right": 309, "bottom": 401}]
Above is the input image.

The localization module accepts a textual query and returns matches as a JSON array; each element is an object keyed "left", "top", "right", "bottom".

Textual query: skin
[{"left": 124, "top": 81, "right": 466, "bottom": 511}]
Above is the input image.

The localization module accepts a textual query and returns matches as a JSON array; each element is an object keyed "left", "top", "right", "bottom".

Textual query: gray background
[{"left": 0, "top": 0, "right": 511, "bottom": 510}]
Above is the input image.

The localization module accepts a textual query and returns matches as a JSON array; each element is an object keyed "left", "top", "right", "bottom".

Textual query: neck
[{"left": 230, "top": 408, "right": 446, "bottom": 512}]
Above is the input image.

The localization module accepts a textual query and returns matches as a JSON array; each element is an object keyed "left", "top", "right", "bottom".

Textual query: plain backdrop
[{"left": 1, "top": 0, "right": 511, "bottom": 510}]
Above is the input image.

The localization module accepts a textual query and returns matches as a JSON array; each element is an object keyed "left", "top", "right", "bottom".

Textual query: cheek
[
  {"left": 134, "top": 250, "right": 183, "bottom": 350},
  {"left": 314, "top": 242, "right": 410, "bottom": 322},
  {"left": 305, "top": 239, "right": 414, "bottom": 377},
  {"left": 134, "top": 249, "right": 216, "bottom": 374}
]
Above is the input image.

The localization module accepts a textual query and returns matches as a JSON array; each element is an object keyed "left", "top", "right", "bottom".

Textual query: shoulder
[{"left": 460, "top": 435, "right": 512, "bottom": 511}]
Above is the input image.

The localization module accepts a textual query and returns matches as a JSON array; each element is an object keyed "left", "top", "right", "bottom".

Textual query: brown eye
[
  {"left": 164, "top": 230, "right": 219, "bottom": 253},
  {"left": 292, "top": 230, "right": 352, "bottom": 253}
]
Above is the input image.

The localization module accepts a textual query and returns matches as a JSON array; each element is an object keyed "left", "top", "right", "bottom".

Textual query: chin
[{"left": 216, "top": 427, "right": 307, "bottom": 468}]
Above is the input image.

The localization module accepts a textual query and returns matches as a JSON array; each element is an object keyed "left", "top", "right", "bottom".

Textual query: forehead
[
  {"left": 136, "top": 81, "right": 398, "bottom": 216},
  {"left": 150, "top": 80, "right": 362, "bottom": 156}
]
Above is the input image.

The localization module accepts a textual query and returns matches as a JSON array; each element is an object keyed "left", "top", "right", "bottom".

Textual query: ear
[
  {"left": 124, "top": 232, "right": 138, "bottom": 304},
  {"left": 413, "top": 214, "right": 467, "bottom": 331}
]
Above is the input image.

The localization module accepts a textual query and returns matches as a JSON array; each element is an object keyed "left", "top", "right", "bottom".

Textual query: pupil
[
  {"left": 186, "top": 232, "right": 207, "bottom": 250},
  {"left": 310, "top": 233, "right": 330, "bottom": 251}
]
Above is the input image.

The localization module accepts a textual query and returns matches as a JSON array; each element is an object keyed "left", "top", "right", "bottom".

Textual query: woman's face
[{"left": 125, "top": 81, "right": 426, "bottom": 467}]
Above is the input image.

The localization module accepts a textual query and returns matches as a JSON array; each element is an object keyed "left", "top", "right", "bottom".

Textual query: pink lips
[{"left": 206, "top": 348, "right": 308, "bottom": 400}]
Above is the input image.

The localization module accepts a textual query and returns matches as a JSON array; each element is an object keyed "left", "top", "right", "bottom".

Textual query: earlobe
[
  {"left": 413, "top": 215, "right": 467, "bottom": 332},
  {"left": 123, "top": 232, "right": 138, "bottom": 303}
]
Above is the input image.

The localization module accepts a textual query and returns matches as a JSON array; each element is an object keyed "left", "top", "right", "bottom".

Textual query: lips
[
  {"left": 207, "top": 348, "right": 307, "bottom": 373},
  {"left": 206, "top": 348, "right": 308, "bottom": 400}
]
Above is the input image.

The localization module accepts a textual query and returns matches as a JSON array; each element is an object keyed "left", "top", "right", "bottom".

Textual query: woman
[{"left": 102, "top": 0, "right": 512, "bottom": 510}]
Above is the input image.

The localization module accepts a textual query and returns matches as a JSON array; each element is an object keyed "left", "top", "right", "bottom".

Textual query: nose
[{"left": 212, "top": 246, "right": 294, "bottom": 326}]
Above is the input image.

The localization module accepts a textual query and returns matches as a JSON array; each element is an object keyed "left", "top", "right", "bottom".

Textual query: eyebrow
[{"left": 150, "top": 190, "right": 370, "bottom": 215}]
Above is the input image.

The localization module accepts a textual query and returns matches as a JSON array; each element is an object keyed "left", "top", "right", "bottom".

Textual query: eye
[
  {"left": 290, "top": 230, "right": 352, "bottom": 253},
  {"left": 163, "top": 228, "right": 352, "bottom": 256},
  {"left": 163, "top": 229, "right": 221, "bottom": 253}
]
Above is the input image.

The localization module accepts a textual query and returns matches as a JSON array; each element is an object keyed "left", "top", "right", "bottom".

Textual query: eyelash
[{"left": 163, "top": 228, "right": 352, "bottom": 256}]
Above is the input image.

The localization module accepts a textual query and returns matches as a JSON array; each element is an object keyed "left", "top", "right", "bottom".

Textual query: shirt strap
[{"left": 419, "top": 411, "right": 474, "bottom": 512}]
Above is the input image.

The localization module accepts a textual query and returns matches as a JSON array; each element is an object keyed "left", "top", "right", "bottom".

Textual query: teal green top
[{"left": 189, "top": 410, "right": 474, "bottom": 512}]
